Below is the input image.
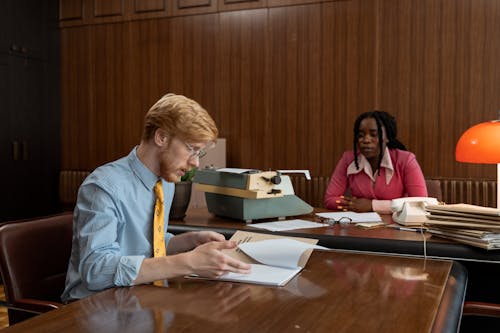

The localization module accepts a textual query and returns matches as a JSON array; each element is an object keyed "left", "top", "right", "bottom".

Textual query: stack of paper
[{"left": 425, "top": 204, "right": 500, "bottom": 250}]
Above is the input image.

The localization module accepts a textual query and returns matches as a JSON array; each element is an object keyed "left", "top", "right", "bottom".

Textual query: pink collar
[{"left": 347, "top": 147, "right": 394, "bottom": 184}]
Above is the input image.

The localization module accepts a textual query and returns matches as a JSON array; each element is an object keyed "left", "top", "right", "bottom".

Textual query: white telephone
[{"left": 391, "top": 197, "right": 439, "bottom": 226}]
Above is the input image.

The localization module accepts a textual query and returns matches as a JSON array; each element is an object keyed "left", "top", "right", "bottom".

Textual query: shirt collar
[
  {"left": 128, "top": 146, "right": 159, "bottom": 191},
  {"left": 347, "top": 147, "right": 394, "bottom": 184}
]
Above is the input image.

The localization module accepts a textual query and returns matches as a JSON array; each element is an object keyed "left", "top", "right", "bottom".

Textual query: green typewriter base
[{"left": 205, "top": 193, "right": 313, "bottom": 223}]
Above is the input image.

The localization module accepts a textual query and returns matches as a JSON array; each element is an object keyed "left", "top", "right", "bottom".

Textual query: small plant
[{"left": 181, "top": 168, "right": 196, "bottom": 182}]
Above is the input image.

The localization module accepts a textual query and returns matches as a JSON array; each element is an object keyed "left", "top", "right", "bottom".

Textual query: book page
[
  {"left": 224, "top": 231, "right": 318, "bottom": 268},
  {"left": 213, "top": 264, "right": 302, "bottom": 286},
  {"left": 238, "top": 238, "right": 327, "bottom": 269}
]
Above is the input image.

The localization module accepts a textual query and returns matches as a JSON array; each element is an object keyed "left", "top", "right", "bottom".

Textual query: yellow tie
[{"left": 153, "top": 180, "right": 166, "bottom": 258}]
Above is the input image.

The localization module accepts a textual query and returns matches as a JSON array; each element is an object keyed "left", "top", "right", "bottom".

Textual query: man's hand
[
  {"left": 168, "top": 231, "right": 225, "bottom": 254},
  {"left": 186, "top": 240, "right": 251, "bottom": 278}
]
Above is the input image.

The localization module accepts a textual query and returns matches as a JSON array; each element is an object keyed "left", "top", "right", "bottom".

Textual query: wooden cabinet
[
  {"left": 0, "top": 0, "right": 60, "bottom": 222},
  {"left": 59, "top": 0, "right": 170, "bottom": 26},
  {"left": 171, "top": 0, "right": 217, "bottom": 16},
  {"left": 1, "top": 0, "right": 44, "bottom": 58},
  {"left": 218, "top": 0, "right": 267, "bottom": 12},
  {"left": 59, "top": 0, "right": 85, "bottom": 26},
  {"left": 130, "top": 0, "right": 170, "bottom": 19},
  {"left": 90, "top": 0, "right": 126, "bottom": 24}
]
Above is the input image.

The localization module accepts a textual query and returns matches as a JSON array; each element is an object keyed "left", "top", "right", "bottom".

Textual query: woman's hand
[
  {"left": 347, "top": 197, "right": 373, "bottom": 212},
  {"left": 336, "top": 196, "right": 373, "bottom": 212}
]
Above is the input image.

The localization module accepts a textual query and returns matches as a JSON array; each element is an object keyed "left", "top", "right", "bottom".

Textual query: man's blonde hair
[{"left": 142, "top": 93, "right": 218, "bottom": 143}]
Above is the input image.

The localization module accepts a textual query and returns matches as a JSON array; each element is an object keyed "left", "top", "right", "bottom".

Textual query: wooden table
[
  {"left": 169, "top": 208, "right": 500, "bottom": 305},
  {"left": 169, "top": 208, "right": 500, "bottom": 262},
  {"left": 2, "top": 250, "right": 466, "bottom": 333}
]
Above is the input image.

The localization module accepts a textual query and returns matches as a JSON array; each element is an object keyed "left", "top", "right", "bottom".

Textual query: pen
[{"left": 392, "top": 226, "right": 426, "bottom": 233}]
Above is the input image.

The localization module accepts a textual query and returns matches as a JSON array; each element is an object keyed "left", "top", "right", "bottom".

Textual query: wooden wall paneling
[
  {"left": 377, "top": 0, "right": 437, "bottom": 178},
  {"left": 216, "top": 9, "right": 269, "bottom": 169},
  {"left": 408, "top": 0, "right": 441, "bottom": 179},
  {"left": 166, "top": 14, "right": 219, "bottom": 129},
  {"left": 91, "top": 23, "right": 128, "bottom": 166},
  {"left": 268, "top": 0, "right": 351, "bottom": 9},
  {"left": 171, "top": 0, "right": 218, "bottom": 16},
  {"left": 59, "top": 0, "right": 86, "bottom": 27},
  {"left": 90, "top": 0, "right": 127, "bottom": 24},
  {"left": 60, "top": 27, "right": 95, "bottom": 170},
  {"left": 218, "top": 0, "right": 267, "bottom": 12},
  {"left": 59, "top": 0, "right": 500, "bottom": 182},
  {"left": 377, "top": 0, "right": 500, "bottom": 180},
  {"left": 453, "top": 0, "right": 500, "bottom": 179},
  {"left": 320, "top": 0, "right": 378, "bottom": 177},
  {"left": 267, "top": 5, "right": 323, "bottom": 175},
  {"left": 268, "top": 0, "right": 320, "bottom": 7},
  {"left": 439, "top": 0, "right": 472, "bottom": 179},
  {"left": 133, "top": 0, "right": 167, "bottom": 12},
  {"left": 122, "top": 20, "right": 162, "bottom": 151},
  {"left": 129, "top": 0, "right": 170, "bottom": 20}
]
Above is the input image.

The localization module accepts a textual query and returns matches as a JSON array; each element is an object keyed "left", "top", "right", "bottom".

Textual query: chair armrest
[
  {"left": 10, "top": 298, "right": 63, "bottom": 314},
  {"left": 463, "top": 301, "right": 500, "bottom": 317}
]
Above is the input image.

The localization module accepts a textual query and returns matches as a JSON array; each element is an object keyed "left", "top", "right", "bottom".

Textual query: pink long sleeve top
[{"left": 324, "top": 148, "right": 427, "bottom": 214}]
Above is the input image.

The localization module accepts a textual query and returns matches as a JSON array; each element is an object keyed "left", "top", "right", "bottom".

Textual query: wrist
[{"left": 164, "top": 252, "right": 193, "bottom": 276}]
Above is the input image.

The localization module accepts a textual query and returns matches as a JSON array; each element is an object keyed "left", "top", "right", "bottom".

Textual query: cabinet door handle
[
  {"left": 22, "top": 140, "right": 29, "bottom": 160},
  {"left": 12, "top": 141, "right": 19, "bottom": 161}
]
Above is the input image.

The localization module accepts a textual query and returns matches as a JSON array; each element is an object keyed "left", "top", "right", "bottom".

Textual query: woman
[{"left": 324, "top": 111, "right": 427, "bottom": 214}]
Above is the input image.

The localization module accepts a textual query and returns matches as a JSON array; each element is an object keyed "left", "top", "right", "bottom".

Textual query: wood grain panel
[
  {"left": 91, "top": 23, "right": 129, "bottom": 165},
  {"left": 124, "top": 19, "right": 170, "bottom": 142},
  {"left": 166, "top": 14, "right": 219, "bottom": 120},
  {"left": 216, "top": 9, "right": 269, "bottom": 168},
  {"left": 218, "top": 0, "right": 267, "bottom": 11},
  {"left": 93, "top": 0, "right": 125, "bottom": 16},
  {"left": 90, "top": 0, "right": 126, "bottom": 23},
  {"left": 267, "top": 5, "right": 323, "bottom": 174},
  {"left": 377, "top": 0, "right": 500, "bottom": 179},
  {"left": 133, "top": 0, "right": 166, "bottom": 12},
  {"left": 268, "top": 0, "right": 350, "bottom": 8},
  {"left": 130, "top": 0, "right": 170, "bottom": 20},
  {"left": 59, "top": 0, "right": 86, "bottom": 26},
  {"left": 59, "top": 0, "right": 500, "bottom": 182},
  {"left": 320, "top": 0, "right": 377, "bottom": 177},
  {"left": 59, "top": 0, "right": 84, "bottom": 20},
  {"left": 60, "top": 27, "right": 95, "bottom": 170},
  {"left": 172, "top": 0, "right": 217, "bottom": 16}
]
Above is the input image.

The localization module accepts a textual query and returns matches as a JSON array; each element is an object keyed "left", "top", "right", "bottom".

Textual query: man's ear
[{"left": 154, "top": 129, "right": 168, "bottom": 147}]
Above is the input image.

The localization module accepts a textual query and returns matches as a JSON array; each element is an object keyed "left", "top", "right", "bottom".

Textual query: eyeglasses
[
  {"left": 317, "top": 216, "right": 353, "bottom": 226},
  {"left": 183, "top": 142, "right": 207, "bottom": 160}
]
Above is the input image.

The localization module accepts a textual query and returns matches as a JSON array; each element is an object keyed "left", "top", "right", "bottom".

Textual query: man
[{"left": 62, "top": 93, "right": 251, "bottom": 302}]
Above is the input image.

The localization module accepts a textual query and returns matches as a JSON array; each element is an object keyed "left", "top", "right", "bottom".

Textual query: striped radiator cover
[
  {"left": 437, "top": 178, "right": 497, "bottom": 208},
  {"left": 59, "top": 170, "right": 90, "bottom": 210},
  {"left": 290, "top": 176, "right": 497, "bottom": 208},
  {"left": 58, "top": 171, "right": 497, "bottom": 210}
]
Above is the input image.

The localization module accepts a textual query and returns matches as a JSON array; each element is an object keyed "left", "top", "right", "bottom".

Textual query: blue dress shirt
[{"left": 62, "top": 147, "right": 175, "bottom": 302}]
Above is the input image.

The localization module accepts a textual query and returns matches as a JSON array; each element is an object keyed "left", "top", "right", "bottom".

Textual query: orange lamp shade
[{"left": 455, "top": 121, "right": 500, "bottom": 164}]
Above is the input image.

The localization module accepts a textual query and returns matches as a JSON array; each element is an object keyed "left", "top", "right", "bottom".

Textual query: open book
[{"left": 189, "top": 231, "right": 325, "bottom": 286}]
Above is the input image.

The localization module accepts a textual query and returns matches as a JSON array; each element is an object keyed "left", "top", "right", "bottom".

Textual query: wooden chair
[{"left": 0, "top": 213, "right": 73, "bottom": 325}]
